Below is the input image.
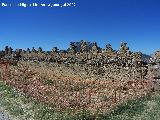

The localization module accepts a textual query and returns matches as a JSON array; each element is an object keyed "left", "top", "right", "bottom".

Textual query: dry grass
[
  {"left": 0, "top": 61, "right": 153, "bottom": 115},
  {"left": 1, "top": 80, "right": 160, "bottom": 120}
]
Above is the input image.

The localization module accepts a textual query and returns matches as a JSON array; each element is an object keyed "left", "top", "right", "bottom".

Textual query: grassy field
[
  {"left": 102, "top": 94, "right": 160, "bottom": 120},
  {"left": 1, "top": 80, "right": 160, "bottom": 120}
]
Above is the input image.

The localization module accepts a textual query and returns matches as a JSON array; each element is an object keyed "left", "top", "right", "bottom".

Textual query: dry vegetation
[{"left": 0, "top": 61, "right": 154, "bottom": 117}]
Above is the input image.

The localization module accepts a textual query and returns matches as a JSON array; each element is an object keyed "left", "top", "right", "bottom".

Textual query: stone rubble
[{"left": 0, "top": 41, "right": 152, "bottom": 81}]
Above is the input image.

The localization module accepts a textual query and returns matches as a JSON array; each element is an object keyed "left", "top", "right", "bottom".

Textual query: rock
[
  {"left": 0, "top": 110, "right": 10, "bottom": 120},
  {"left": 153, "top": 79, "right": 160, "bottom": 91}
]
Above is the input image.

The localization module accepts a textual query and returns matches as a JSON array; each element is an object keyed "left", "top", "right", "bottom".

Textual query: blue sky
[{"left": 0, "top": 0, "right": 160, "bottom": 54}]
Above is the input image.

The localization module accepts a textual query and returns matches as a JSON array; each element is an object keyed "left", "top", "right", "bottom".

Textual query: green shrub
[{"left": 43, "top": 79, "right": 55, "bottom": 85}]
